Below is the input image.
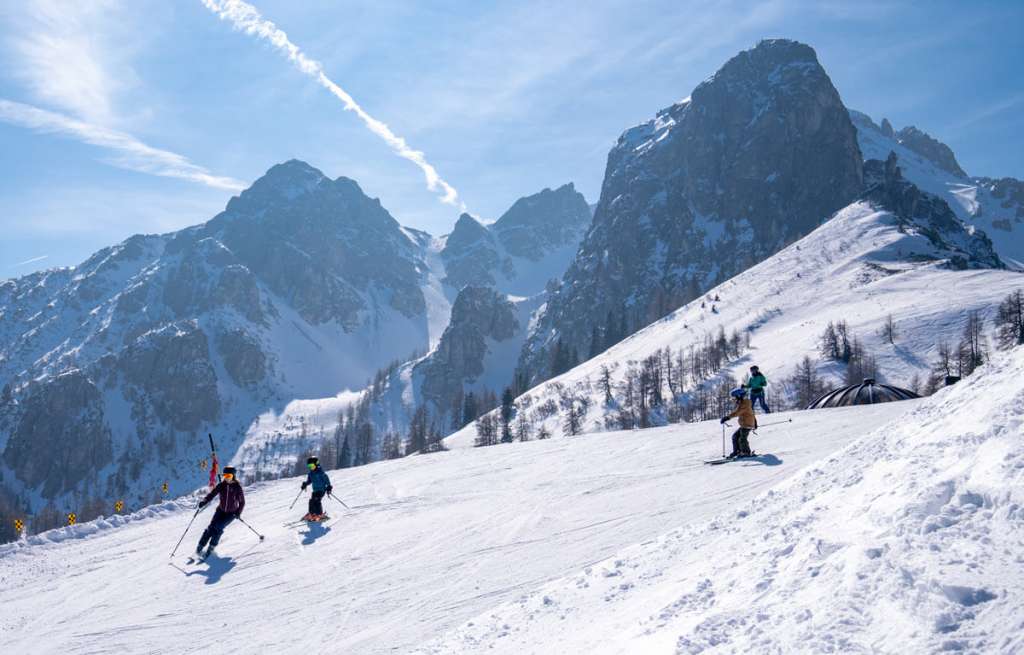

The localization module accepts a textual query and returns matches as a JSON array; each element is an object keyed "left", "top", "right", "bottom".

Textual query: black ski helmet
[
  {"left": 750, "top": 365, "right": 760, "bottom": 373},
  {"left": 223, "top": 466, "right": 237, "bottom": 476},
  {"left": 306, "top": 456, "right": 319, "bottom": 466}
]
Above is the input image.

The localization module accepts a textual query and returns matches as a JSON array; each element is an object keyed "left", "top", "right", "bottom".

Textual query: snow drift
[{"left": 423, "top": 347, "right": 1024, "bottom": 654}]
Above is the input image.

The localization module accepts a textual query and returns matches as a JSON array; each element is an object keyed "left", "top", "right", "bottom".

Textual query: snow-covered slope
[
  {"left": 445, "top": 192, "right": 1018, "bottom": 449},
  {"left": 0, "top": 401, "right": 913, "bottom": 654},
  {"left": 423, "top": 346, "right": 1024, "bottom": 655}
]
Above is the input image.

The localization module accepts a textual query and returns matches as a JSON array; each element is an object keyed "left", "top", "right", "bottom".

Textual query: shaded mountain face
[
  {"left": 518, "top": 39, "right": 864, "bottom": 383},
  {"left": 415, "top": 286, "right": 520, "bottom": 410},
  {"left": 440, "top": 183, "right": 591, "bottom": 294},
  {"left": 0, "top": 160, "right": 433, "bottom": 508}
]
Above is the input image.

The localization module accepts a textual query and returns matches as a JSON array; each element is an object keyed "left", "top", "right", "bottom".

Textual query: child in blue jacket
[{"left": 300, "top": 456, "right": 332, "bottom": 521}]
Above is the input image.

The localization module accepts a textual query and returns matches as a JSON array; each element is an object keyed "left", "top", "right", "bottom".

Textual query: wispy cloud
[
  {"left": 945, "top": 93, "right": 1024, "bottom": 133},
  {"left": 12, "top": 255, "right": 49, "bottom": 268},
  {"left": 7, "top": 0, "right": 127, "bottom": 125},
  {"left": 0, "top": 99, "right": 246, "bottom": 191},
  {"left": 201, "top": 0, "right": 464, "bottom": 209}
]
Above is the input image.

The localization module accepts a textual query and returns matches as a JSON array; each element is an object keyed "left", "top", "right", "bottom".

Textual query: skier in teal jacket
[{"left": 745, "top": 365, "right": 771, "bottom": 413}]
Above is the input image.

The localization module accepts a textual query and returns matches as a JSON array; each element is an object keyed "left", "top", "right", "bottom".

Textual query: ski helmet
[
  {"left": 306, "top": 456, "right": 319, "bottom": 467},
  {"left": 731, "top": 387, "right": 748, "bottom": 399},
  {"left": 223, "top": 466, "right": 237, "bottom": 477},
  {"left": 750, "top": 365, "right": 760, "bottom": 373}
]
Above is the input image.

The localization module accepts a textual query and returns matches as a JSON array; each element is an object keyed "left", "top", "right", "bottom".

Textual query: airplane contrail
[
  {"left": 201, "top": 0, "right": 464, "bottom": 209},
  {"left": 12, "top": 255, "right": 49, "bottom": 268}
]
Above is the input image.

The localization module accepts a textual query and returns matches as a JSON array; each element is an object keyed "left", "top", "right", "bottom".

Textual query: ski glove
[
  {"left": 234, "top": 511, "right": 242, "bottom": 519},
  {"left": 198, "top": 500, "right": 208, "bottom": 509},
  {"left": 720, "top": 417, "right": 728, "bottom": 424},
  {"left": 301, "top": 481, "right": 309, "bottom": 491},
  {"left": 325, "top": 486, "right": 333, "bottom": 495}
]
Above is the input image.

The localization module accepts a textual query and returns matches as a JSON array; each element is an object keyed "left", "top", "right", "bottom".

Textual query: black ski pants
[
  {"left": 308, "top": 490, "right": 326, "bottom": 515},
  {"left": 731, "top": 427, "right": 752, "bottom": 456},
  {"left": 197, "top": 508, "right": 236, "bottom": 551}
]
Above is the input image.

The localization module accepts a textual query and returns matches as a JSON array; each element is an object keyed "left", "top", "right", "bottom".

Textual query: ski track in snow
[{"left": 0, "top": 403, "right": 911, "bottom": 654}]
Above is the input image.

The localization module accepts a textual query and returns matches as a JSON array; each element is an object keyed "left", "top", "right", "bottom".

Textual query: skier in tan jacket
[{"left": 720, "top": 387, "right": 758, "bottom": 458}]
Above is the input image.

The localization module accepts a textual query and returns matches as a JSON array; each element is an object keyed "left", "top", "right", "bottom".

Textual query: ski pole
[
  {"left": 721, "top": 423, "right": 726, "bottom": 458},
  {"left": 757, "top": 418, "right": 793, "bottom": 428},
  {"left": 328, "top": 492, "right": 350, "bottom": 510},
  {"left": 236, "top": 516, "right": 265, "bottom": 541},
  {"left": 171, "top": 507, "right": 203, "bottom": 557},
  {"left": 288, "top": 488, "right": 305, "bottom": 510}
]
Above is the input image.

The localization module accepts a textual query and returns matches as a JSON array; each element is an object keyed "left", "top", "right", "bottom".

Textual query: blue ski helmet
[{"left": 730, "top": 387, "right": 748, "bottom": 399}]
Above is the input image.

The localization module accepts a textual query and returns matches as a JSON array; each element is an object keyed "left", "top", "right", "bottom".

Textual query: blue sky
[{"left": 1, "top": 0, "right": 1022, "bottom": 276}]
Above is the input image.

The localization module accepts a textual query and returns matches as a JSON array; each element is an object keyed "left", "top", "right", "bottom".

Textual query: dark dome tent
[{"left": 807, "top": 378, "right": 919, "bottom": 409}]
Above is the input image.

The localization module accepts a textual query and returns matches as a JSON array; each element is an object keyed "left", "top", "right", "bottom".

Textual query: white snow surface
[
  {"left": 423, "top": 347, "right": 1024, "bottom": 655},
  {"left": 0, "top": 402, "right": 915, "bottom": 654}
]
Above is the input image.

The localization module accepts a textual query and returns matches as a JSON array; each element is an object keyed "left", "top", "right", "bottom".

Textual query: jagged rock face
[
  {"left": 415, "top": 286, "right": 519, "bottom": 407},
  {"left": 201, "top": 160, "right": 425, "bottom": 327},
  {"left": 2, "top": 370, "right": 113, "bottom": 498},
  {"left": 441, "top": 214, "right": 501, "bottom": 289},
  {"left": 896, "top": 126, "right": 967, "bottom": 178},
  {"left": 880, "top": 117, "right": 895, "bottom": 138},
  {"left": 519, "top": 39, "right": 864, "bottom": 382},
  {"left": 216, "top": 328, "right": 267, "bottom": 387},
  {"left": 118, "top": 321, "right": 221, "bottom": 432},
  {"left": 440, "top": 184, "right": 591, "bottom": 291},
  {"left": 863, "top": 154, "right": 1002, "bottom": 269},
  {"left": 492, "top": 183, "right": 591, "bottom": 260}
]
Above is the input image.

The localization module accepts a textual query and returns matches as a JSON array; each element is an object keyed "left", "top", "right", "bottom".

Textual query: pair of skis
[{"left": 703, "top": 453, "right": 760, "bottom": 466}]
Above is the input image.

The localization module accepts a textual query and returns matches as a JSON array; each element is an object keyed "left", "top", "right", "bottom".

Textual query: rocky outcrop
[
  {"left": 519, "top": 39, "right": 864, "bottom": 382},
  {"left": 2, "top": 370, "right": 113, "bottom": 498},
  {"left": 863, "top": 153, "right": 1002, "bottom": 269},
  {"left": 217, "top": 328, "right": 267, "bottom": 387},
  {"left": 896, "top": 126, "right": 967, "bottom": 178},
  {"left": 118, "top": 321, "right": 221, "bottom": 432},
  {"left": 441, "top": 214, "right": 501, "bottom": 289},
  {"left": 416, "top": 287, "right": 519, "bottom": 407}
]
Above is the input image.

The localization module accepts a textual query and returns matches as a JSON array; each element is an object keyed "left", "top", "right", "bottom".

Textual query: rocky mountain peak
[
  {"left": 518, "top": 38, "right": 863, "bottom": 383},
  {"left": 447, "top": 213, "right": 493, "bottom": 249},
  {"left": 492, "top": 183, "right": 590, "bottom": 260},
  {"left": 895, "top": 126, "right": 967, "bottom": 178}
]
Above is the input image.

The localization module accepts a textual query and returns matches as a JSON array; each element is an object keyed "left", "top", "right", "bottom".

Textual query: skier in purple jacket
[{"left": 195, "top": 466, "right": 245, "bottom": 558}]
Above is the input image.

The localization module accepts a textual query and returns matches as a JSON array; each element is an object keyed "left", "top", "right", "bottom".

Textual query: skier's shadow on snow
[
  {"left": 742, "top": 454, "right": 783, "bottom": 466},
  {"left": 300, "top": 522, "right": 330, "bottom": 546},
  {"left": 171, "top": 556, "right": 237, "bottom": 584}
]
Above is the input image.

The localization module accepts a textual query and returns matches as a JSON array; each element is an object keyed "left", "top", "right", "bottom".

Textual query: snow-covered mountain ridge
[
  {"left": 851, "top": 110, "right": 1024, "bottom": 269},
  {"left": 0, "top": 161, "right": 588, "bottom": 516}
]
